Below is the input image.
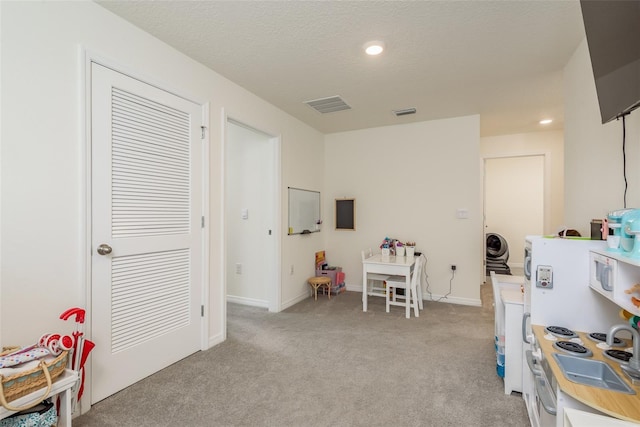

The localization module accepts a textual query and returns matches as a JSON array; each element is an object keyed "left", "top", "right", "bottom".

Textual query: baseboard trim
[
  {"left": 345, "top": 284, "right": 481, "bottom": 307},
  {"left": 345, "top": 284, "right": 365, "bottom": 293},
  {"left": 207, "top": 331, "right": 225, "bottom": 349},
  {"left": 423, "top": 294, "right": 481, "bottom": 307},
  {"left": 281, "top": 292, "right": 309, "bottom": 310}
]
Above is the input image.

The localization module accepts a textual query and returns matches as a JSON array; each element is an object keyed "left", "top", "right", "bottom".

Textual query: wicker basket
[{"left": 0, "top": 347, "right": 68, "bottom": 411}]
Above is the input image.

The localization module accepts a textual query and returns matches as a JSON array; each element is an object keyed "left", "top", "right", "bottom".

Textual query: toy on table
[{"left": 380, "top": 237, "right": 401, "bottom": 256}]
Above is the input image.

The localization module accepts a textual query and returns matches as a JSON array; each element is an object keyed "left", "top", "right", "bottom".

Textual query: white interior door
[
  {"left": 485, "top": 155, "right": 544, "bottom": 267},
  {"left": 91, "top": 63, "right": 203, "bottom": 403}
]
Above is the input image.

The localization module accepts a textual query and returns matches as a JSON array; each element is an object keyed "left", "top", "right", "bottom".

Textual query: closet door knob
[{"left": 97, "top": 244, "right": 112, "bottom": 255}]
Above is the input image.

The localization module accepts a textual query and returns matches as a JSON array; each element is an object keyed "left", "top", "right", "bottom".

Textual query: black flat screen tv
[{"left": 580, "top": 0, "right": 640, "bottom": 124}]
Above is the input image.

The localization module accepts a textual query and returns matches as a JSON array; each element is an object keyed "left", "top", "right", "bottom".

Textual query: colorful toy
[{"left": 60, "top": 307, "right": 95, "bottom": 408}]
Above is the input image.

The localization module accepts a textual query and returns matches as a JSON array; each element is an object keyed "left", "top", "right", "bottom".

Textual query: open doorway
[
  {"left": 484, "top": 155, "right": 544, "bottom": 274},
  {"left": 224, "top": 119, "right": 281, "bottom": 312}
]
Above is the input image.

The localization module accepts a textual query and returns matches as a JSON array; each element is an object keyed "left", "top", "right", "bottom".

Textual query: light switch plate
[{"left": 456, "top": 208, "right": 469, "bottom": 219}]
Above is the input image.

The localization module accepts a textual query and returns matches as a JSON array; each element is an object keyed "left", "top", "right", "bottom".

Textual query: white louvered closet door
[{"left": 91, "top": 63, "right": 203, "bottom": 403}]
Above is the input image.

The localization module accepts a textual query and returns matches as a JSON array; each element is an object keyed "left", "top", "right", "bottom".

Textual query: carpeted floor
[{"left": 74, "top": 284, "right": 528, "bottom": 426}]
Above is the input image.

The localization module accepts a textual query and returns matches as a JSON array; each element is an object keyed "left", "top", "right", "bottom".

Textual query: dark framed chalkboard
[{"left": 335, "top": 198, "right": 355, "bottom": 230}]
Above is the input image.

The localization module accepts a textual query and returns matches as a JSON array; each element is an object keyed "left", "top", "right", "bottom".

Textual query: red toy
[{"left": 60, "top": 308, "right": 95, "bottom": 403}]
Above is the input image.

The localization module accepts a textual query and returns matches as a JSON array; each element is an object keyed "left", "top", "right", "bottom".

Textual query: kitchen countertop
[{"left": 533, "top": 325, "right": 640, "bottom": 423}]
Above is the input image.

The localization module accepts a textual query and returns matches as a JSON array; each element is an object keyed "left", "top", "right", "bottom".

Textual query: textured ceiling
[{"left": 95, "top": 1, "right": 586, "bottom": 137}]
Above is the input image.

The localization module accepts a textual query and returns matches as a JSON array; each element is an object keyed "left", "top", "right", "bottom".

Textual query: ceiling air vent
[
  {"left": 304, "top": 96, "right": 351, "bottom": 114},
  {"left": 393, "top": 108, "right": 417, "bottom": 117}
]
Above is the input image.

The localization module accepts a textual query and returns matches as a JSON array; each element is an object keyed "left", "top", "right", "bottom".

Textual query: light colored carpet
[{"left": 74, "top": 285, "right": 528, "bottom": 426}]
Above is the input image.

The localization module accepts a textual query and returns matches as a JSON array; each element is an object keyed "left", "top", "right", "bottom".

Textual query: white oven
[{"left": 525, "top": 345, "right": 556, "bottom": 427}]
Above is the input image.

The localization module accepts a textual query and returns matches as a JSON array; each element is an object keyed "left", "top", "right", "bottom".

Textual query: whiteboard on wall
[{"left": 288, "top": 187, "right": 320, "bottom": 235}]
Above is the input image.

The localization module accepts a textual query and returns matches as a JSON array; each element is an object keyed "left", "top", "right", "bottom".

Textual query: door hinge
[
  {"left": 201, "top": 216, "right": 205, "bottom": 228},
  {"left": 201, "top": 305, "right": 204, "bottom": 317},
  {"left": 201, "top": 126, "right": 207, "bottom": 139}
]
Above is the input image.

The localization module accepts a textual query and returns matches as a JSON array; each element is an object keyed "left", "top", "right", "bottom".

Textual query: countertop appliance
[
  {"left": 617, "top": 209, "right": 640, "bottom": 257},
  {"left": 522, "top": 237, "right": 623, "bottom": 427},
  {"left": 607, "top": 209, "right": 634, "bottom": 243}
]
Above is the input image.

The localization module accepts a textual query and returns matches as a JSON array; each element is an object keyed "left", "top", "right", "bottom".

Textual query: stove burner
[
  {"left": 604, "top": 349, "right": 633, "bottom": 363},
  {"left": 553, "top": 340, "right": 593, "bottom": 357},
  {"left": 588, "top": 332, "right": 625, "bottom": 347},
  {"left": 545, "top": 326, "right": 577, "bottom": 339}
]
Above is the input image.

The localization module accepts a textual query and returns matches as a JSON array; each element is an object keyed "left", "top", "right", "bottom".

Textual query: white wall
[
  {"left": 564, "top": 39, "right": 640, "bottom": 233},
  {"left": 0, "top": 2, "right": 324, "bottom": 350},
  {"left": 481, "top": 130, "right": 564, "bottom": 265},
  {"left": 324, "top": 116, "right": 483, "bottom": 305}
]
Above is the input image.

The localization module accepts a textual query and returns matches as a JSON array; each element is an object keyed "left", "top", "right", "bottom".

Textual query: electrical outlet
[
  {"left": 451, "top": 264, "right": 457, "bottom": 271},
  {"left": 235, "top": 263, "right": 242, "bottom": 274},
  {"left": 290, "top": 265, "right": 294, "bottom": 275}
]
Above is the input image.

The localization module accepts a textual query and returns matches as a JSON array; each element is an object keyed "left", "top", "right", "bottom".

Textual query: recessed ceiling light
[
  {"left": 364, "top": 41, "right": 385, "bottom": 56},
  {"left": 539, "top": 119, "right": 553, "bottom": 125}
]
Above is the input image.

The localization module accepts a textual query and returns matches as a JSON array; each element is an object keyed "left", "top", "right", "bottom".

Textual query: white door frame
[
  {"left": 222, "top": 112, "right": 282, "bottom": 314},
  {"left": 82, "top": 49, "right": 210, "bottom": 413}
]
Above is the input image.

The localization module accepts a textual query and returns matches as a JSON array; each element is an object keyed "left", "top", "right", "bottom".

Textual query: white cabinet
[
  {"left": 589, "top": 250, "right": 640, "bottom": 316},
  {"left": 501, "top": 287, "right": 524, "bottom": 394},
  {"left": 491, "top": 271, "right": 524, "bottom": 395}
]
